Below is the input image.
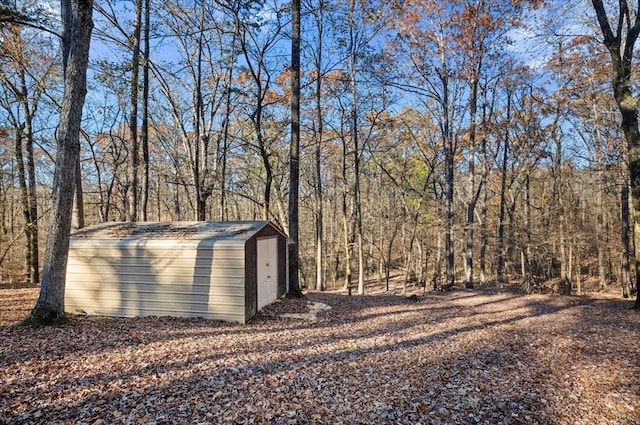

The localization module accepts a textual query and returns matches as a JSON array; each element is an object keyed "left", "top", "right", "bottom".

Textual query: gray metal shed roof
[{"left": 70, "top": 221, "right": 280, "bottom": 248}]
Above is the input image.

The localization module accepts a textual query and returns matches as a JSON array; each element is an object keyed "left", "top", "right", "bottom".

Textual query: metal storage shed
[{"left": 64, "top": 221, "right": 287, "bottom": 323}]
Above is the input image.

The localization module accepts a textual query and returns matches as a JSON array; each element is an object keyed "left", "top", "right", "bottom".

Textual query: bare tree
[
  {"left": 127, "top": 0, "right": 142, "bottom": 222},
  {"left": 590, "top": 0, "right": 640, "bottom": 308},
  {"left": 307, "top": 0, "right": 327, "bottom": 291},
  {"left": 0, "top": 16, "right": 58, "bottom": 283},
  {"left": 140, "top": 0, "right": 150, "bottom": 221},
  {"left": 287, "top": 0, "right": 303, "bottom": 298},
  {"left": 27, "top": 0, "right": 93, "bottom": 324}
]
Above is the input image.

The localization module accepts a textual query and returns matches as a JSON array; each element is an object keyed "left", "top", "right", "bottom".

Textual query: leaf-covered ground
[{"left": 1, "top": 284, "right": 639, "bottom": 424}]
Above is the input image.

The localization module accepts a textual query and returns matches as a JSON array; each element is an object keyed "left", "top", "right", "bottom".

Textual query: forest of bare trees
[{"left": 0, "top": 0, "right": 638, "bottom": 302}]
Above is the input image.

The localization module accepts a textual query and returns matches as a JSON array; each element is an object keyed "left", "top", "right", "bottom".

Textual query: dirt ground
[{"left": 1, "top": 283, "right": 639, "bottom": 424}]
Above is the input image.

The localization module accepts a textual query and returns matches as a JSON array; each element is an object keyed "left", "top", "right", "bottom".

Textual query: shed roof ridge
[{"left": 71, "top": 220, "right": 275, "bottom": 241}]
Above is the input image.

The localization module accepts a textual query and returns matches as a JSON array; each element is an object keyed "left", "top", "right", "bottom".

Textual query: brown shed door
[{"left": 257, "top": 237, "right": 278, "bottom": 310}]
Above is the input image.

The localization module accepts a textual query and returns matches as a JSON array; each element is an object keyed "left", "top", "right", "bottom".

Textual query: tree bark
[
  {"left": 127, "top": 0, "right": 142, "bottom": 222},
  {"left": 464, "top": 76, "right": 479, "bottom": 289},
  {"left": 193, "top": 2, "right": 207, "bottom": 221},
  {"left": 342, "top": 151, "right": 353, "bottom": 294},
  {"left": 524, "top": 173, "right": 532, "bottom": 281},
  {"left": 14, "top": 126, "right": 32, "bottom": 282},
  {"left": 219, "top": 27, "right": 238, "bottom": 221},
  {"left": 479, "top": 141, "right": 487, "bottom": 285},
  {"left": 497, "top": 90, "right": 510, "bottom": 284},
  {"left": 287, "top": 0, "right": 303, "bottom": 298},
  {"left": 140, "top": 0, "right": 150, "bottom": 221},
  {"left": 24, "top": 115, "right": 39, "bottom": 284},
  {"left": 27, "top": 0, "right": 93, "bottom": 325},
  {"left": 479, "top": 86, "right": 491, "bottom": 285},
  {"left": 621, "top": 184, "right": 633, "bottom": 298},
  {"left": 72, "top": 154, "right": 84, "bottom": 230},
  {"left": 591, "top": 102, "right": 608, "bottom": 290},
  {"left": 441, "top": 67, "right": 455, "bottom": 288},
  {"left": 591, "top": 0, "right": 640, "bottom": 308},
  {"left": 347, "top": 0, "right": 364, "bottom": 295},
  {"left": 312, "top": 0, "right": 325, "bottom": 292}
]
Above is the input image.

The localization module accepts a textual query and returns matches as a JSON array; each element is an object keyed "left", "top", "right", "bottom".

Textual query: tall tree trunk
[
  {"left": 11, "top": 67, "right": 41, "bottom": 284},
  {"left": 557, "top": 138, "right": 569, "bottom": 288},
  {"left": 356, "top": 201, "right": 364, "bottom": 294},
  {"left": 385, "top": 225, "right": 397, "bottom": 292},
  {"left": 434, "top": 230, "right": 443, "bottom": 290},
  {"left": 342, "top": 150, "right": 352, "bottom": 294},
  {"left": 27, "top": 0, "right": 93, "bottom": 325},
  {"left": 72, "top": 155, "right": 84, "bottom": 230},
  {"left": 524, "top": 173, "right": 532, "bottom": 280},
  {"left": 313, "top": 0, "right": 325, "bottom": 292},
  {"left": 348, "top": 0, "right": 364, "bottom": 295},
  {"left": 575, "top": 238, "right": 582, "bottom": 294},
  {"left": 314, "top": 143, "right": 324, "bottom": 291},
  {"left": 261, "top": 144, "right": 272, "bottom": 221},
  {"left": 621, "top": 184, "right": 633, "bottom": 298},
  {"left": 14, "top": 127, "right": 32, "bottom": 282},
  {"left": 287, "top": 0, "right": 303, "bottom": 298},
  {"left": 444, "top": 145, "right": 454, "bottom": 288},
  {"left": 592, "top": 103, "right": 607, "bottom": 289},
  {"left": 23, "top": 116, "right": 39, "bottom": 284},
  {"left": 442, "top": 69, "right": 455, "bottom": 287},
  {"left": 403, "top": 234, "right": 414, "bottom": 292},
  {"left": 591, "top": 0, "right": 640, "bottom": 308},
  {"left": 219, "top": 28, "right": 238, "bottom": 221},
  {"left": 194, "top": 3, "right": 206, "bottom": 221},
  {"left": 140, "top": 0, "right": 150, "bottom": 221},
  {"left": 127, "top": 0, "right": 142, "bottom": 222},
  {"left": 497, "top": 91, "right": 511, "bottom": 284},
  {"left": 403, "top": 206, "right": 421, "bottom": 289},
  {"left": 479, "top": 145, "right": 487, "bottom": 285},
  {"left": 465, "top": 77, "right": 479, "bottom": 289},
  {"left": 479, "top": 84, "right": 490, "bottom": 285}
]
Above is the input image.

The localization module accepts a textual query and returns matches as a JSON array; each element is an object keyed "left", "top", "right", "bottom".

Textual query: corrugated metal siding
[
  {"left": 65, "top": 243, "right": 248, "bottom": 323},
  {"left": 65, "top": 221, "right": 287, "bottom": 323}
]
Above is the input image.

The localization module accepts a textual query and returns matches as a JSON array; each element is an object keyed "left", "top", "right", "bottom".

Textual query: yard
[{"left": 1, "top": 284, "right": 639, "bottom": 424}]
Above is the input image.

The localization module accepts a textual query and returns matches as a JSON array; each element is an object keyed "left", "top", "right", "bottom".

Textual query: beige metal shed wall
[{"left": 65, "top": 240, "right": 248, "bottom": 323}]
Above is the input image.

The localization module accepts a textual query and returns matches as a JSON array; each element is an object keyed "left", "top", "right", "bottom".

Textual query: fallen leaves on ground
[{"left": 1, "top": 285, "right": 639, "bottom": 424}]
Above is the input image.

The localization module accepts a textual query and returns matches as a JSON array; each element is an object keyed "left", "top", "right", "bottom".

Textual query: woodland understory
[
  {"left": 3, "top": 0, "right": 640, "bottom": 422},
  {"left": 1, "top": 280, "right": 639, "bottom": 425},
  {"left": 2, "top": 1, "right": 639, "bottom": 298}
]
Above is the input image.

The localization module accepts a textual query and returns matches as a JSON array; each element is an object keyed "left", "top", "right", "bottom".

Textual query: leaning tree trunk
[{"left": 27, "top": 0, "right": 93, "bottom": 325}]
